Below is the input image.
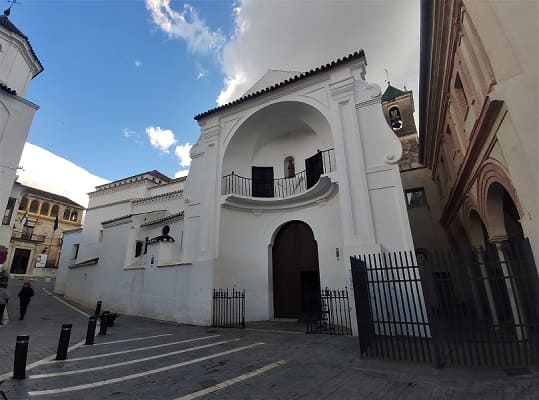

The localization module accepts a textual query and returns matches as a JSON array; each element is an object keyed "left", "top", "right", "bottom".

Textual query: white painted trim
[
  {"left": 28, "top": 342, "right": 265, "bottom": 396},
  {"left": 174, "top": 360, "right": 286, "bottom": 400}
]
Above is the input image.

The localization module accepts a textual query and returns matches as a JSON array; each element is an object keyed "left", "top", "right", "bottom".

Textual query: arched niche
[{"left": 222, "top": 101, "right": 334, "bottom": 180}]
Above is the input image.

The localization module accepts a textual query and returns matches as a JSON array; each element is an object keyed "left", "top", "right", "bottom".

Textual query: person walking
[
  {"left": 18, "top": 281, "right": 34, "bottom": 320},
  {"left": 0, "top": 284, "right": 8, "bottom": 325}
]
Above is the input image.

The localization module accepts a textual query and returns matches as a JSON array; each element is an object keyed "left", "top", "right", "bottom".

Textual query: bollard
[
  {"left": 56, "top": 324, "right": 72, "bottom": 360},
  {"left": 94, "top": 300, "right": 102, "bottom": 317},
  {"left": 85, "top": 316, "right": 97, "bottom": 345},
  {"left": 98, "top": 311, "right": 109, "bottom": 335},
  {"left": 13, "top": 335, "right": 29, "bottom": 379}
]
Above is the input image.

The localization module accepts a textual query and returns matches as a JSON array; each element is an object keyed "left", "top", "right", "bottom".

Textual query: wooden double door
[{"left": 272, "top": 221, "right": 320, "bottom": 318}]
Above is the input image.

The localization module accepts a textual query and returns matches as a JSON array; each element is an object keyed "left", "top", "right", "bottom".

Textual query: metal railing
[
  {"left": 351, "top": 238, "right": 539, "bottom": 368},
  {"left": 11, "top": 230, "right": 46, "bottom": 242},
  {"left": 222, "top": 148, "right": 335, "bottom": 198},
  {"left": 304, "top": 287, "right": 352, "bottom": 335},
  {"left": 212, "top": 289, "right": 245, "bottom": 329}
]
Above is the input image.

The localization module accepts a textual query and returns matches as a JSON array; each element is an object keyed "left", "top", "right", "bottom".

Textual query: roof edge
[{"left": 194, "top": 50, "right": 366, "bottom": 121}]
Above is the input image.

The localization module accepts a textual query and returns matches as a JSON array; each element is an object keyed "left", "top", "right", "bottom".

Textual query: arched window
[
  {"left": 70, "top": 210, "right": 78, "bottom": 222},
  {"left": 63, "top": 208, "right": 71, "bottom": 220},
  {"left": 50, "top": 205, "right": 59, "bottom": 217},
  {"left": 19, "top": 197, "right": 28, "bottom": 211},
  {"left": 284, "top": 156, "right": 295, "bottom": 178},
  {"left": 388, "top": 106, "right": 403, "bottom": 131},
  {"left": 29, "top": 200, "right": 39, "bottom": 213},
  {"left": 40, "top": 202, "right": 50, "bottom": 216}
]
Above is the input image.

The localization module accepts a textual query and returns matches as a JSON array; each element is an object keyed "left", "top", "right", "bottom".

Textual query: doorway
[
  {"left": 272, "top": 221, "right": 320, "bottom": 318},
  {"left": 10, "top": 248, "right": 31, "bottom": 274}
]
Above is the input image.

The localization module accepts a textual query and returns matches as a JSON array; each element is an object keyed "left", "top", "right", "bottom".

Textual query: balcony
[
  {"left": 222, "top": 148, "right": 336, "bottom": 199},
  {"left": 11, "top": 230, "right": 46, "bottom": 242}
]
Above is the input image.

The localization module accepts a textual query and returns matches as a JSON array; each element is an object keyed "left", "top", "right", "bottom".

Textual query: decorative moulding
[{"left": 221, "top": 175, "right": 338, "bottom": 213}]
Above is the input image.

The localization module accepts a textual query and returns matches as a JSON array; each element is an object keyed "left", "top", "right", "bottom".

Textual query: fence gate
[
  {"left": 304, "top": 287, "right": 352, "bottom": 335},
  {"left": 212, "top": 289, "right": 245, "bottom": 329},
  {"left": 351, "top": 239, "right": 539, "bottom": 368}
]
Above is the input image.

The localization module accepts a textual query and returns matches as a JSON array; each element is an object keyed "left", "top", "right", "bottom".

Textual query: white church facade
[
  {"left": 56, "top": 51, "right": 417, "bottom": 330},
  {"left": 0, "top": 8, "right": 43, "bottom": 263}
]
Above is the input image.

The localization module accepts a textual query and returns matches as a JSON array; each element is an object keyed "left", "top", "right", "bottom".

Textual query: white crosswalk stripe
[
  {"left": 28, "top": 342, "right": 265, "bottom": 396},
  {"left": 29, "top": 339, "right": 240, "bottom": 379}
]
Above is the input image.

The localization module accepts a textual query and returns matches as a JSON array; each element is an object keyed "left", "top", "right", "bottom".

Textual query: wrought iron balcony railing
[
  {"left": 222, "top": 148, "right": 336, "bottom": 199},
  {"left": 11, "top": 230, "right": 46, "bottom": 242}
]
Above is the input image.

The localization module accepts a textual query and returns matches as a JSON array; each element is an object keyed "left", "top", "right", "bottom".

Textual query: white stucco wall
[{"left": 54, "top": 229, "right": 82, "bottom": 295}]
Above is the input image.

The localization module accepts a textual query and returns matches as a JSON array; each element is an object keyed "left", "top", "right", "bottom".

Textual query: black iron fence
[
  {"left": 222, "top": 148, "right": 336, "bottom": 198},
  {"left": 351, "top": 239, "right": 539, "bottom": 368},
  {"left": 212, "top": 289, "right": 245, "bottom": 329},
  {"left": 304, "top": 287, "right": 352, "bottom": 335}
]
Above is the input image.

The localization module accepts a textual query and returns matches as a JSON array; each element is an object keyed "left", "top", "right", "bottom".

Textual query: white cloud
[
  {"left": 17, "top": 142, "right": 109, "bottom": 208},
  {"left": 174, "top": 169, "right": 189, "bottom": 178},
  {"left": 145, "top": 0, "right": 225, "bottom": 54},
  {"left": 145, "top": 126, "right": 177, "bottom": 153},
  {"left": 123, "top": 128, "right": 136, "bottom": 138},
  {"left": 217, "top": 1, "right": 420, "bottom": 106},
  {"left": 135, "top": 60, "right": 143, "bottom": 68},
  {"left": 174, "top": 143, "right": 192, "bottom": 168}
]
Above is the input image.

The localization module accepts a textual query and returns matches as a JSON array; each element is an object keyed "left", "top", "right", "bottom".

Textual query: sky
[{"left": 10, "top": 0, "right": 420, "bottom": 206}]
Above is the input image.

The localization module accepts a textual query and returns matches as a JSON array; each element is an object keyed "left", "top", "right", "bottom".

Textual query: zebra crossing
[{"left": 16, "top": 331, "right": 285, "bottom": 399}]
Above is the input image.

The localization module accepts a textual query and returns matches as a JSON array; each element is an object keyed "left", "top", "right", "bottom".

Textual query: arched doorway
[{"left": 272, "top": 221, "right": 320, "bottom": 318}]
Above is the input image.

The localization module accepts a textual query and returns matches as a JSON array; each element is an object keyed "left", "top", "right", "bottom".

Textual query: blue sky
[
  {"left": 15, "top": 0, "right": 236, "bottom": 181},
  {"left": 10, "top": 0, "right": 420, "bottom": 204}
]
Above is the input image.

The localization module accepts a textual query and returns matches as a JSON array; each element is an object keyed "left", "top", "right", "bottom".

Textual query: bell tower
[{"left": 381, "top": 83, "right": 420, "bottom": 171}]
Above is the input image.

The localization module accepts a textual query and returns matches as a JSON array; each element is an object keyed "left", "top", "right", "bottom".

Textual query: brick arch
[
  {"left": 476, "top": 160, "right": 523, "bottom": 235},
  {"left": 462, "top": 193, "right": 482, "bottom": 232}
]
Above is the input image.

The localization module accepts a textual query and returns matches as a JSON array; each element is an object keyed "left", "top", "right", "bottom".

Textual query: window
[
  {"left": 50, "top": 205, "right": 59, "bottom": 218},
  {"left": 19, "top": 197, "right": 28, "bottom": 211},
  {"left": 21, "top": 225, "right": 34, "bottom": 240},
  {"left": 135, "top": 241, "right": 143, "bottom": 258},
  {"left": 40, "top": 202, "right": 50, "bottom": 216},
  {"left": 98, "top": 230, "right": 104, "bottom": 242},
  {"left": 388, "top": 106, "right": 403, "bottom": 131},
  {"left": 144, "top": 237, "right": 148, "bottom": 254},
  {"left": 454, "top": 73, "right": 468, "bottom": 112},
  {"left": 29, "top": 200, "right": 39, "bottom": 213},
  {"left": 72, "top": 244, "right": 79, "bottom": 259},
  {"left": 405, "top": 188, "right": 427, "bottom": 208},
  {"left": 252, "top": 166, "right": 274, "bottom": 197},
  {"left": 2, "top": 197, "right": 16, "bottom": 225},
  {"left": 70, "top": 210, "right": 78, "bottom": 222},
  {"left": 63, "top": 208, "right": 71, "bottom": 220},
  {"left": 284, "top": 156, "right": 295, "bottom": 178}
]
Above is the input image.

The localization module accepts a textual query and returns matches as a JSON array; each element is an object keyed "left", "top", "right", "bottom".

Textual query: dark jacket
[{"left": 18, "top": 287, "right": 34, "bottom": 303}]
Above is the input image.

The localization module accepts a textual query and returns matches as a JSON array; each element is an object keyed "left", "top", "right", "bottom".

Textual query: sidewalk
[
  {"left": 0, "top": 278, "right": 91, "bottom": 377},
  {"left": 1, "top": 281, "right": 538, "bottom": 399}
]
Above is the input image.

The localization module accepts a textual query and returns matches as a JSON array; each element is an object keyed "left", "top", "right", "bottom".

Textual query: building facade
[
  {"left": 420, "top": 0, "right": 537, "bottom": 262},
  {"left": 57, "top": 51, "right": 421, "bottom": 331},
  {"left": 380, "top": 84, "right": 450, "bottom": 252},
  {"left": 0, "top": 8, "right": 43, "bottom": 267},
  {"left": 4, "top": 183, "right": 84, "bottom": 277}
]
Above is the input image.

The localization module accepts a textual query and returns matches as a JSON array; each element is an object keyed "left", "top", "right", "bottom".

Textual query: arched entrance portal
[{"left": 272, "top": 221, "right": 320, "bottom": 318}]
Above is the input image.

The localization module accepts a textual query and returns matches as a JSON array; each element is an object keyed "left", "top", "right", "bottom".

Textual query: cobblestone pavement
[
  {"left": 0, "top": 278, "right": 91, "bottom": 378},
  {"left": 1, "top": 308, "right": 538, "bottom": 400}
]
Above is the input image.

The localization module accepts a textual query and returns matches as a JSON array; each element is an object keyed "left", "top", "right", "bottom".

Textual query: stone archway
[{"left": 272, "top": 221, "right": 320, "bottom": 318}]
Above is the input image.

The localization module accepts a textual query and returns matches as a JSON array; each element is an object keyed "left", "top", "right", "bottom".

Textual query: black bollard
[
  {"left": 56, "top": 324, "right": 72, "bottom": 360},
  {"left": 85, "top": 316, "right": 97, "bottom": 345},
  {"left": 94, "top": 300, "right": 102, "bottom": 317},
  {"left": 98, "top": 311, "right": 109, "bottom": 335},
  {"left": 13, "top": 335, "right": 29, "bottom": 379}
]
